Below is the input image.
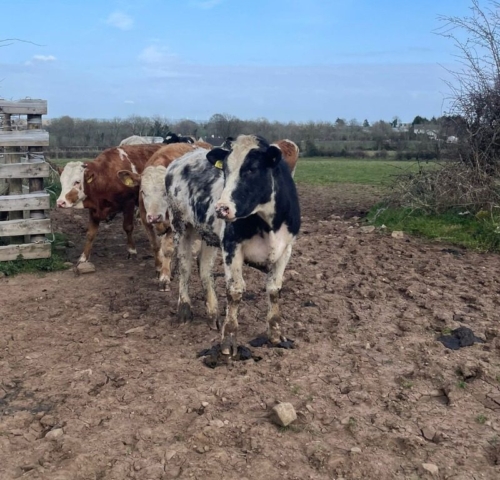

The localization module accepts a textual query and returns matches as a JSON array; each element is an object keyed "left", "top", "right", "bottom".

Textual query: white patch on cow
[
  {"left": 131, "top": 163, "right": 138, "bottom": 174},
  {"left": 57, "top": 161, "right": 87, "bottom": 208},
  {"left": 241, "top": 223, "right": 294, "bottom": 266},
  {"left": 217, "top": 135, "right": 260, "bottom": 219},
  {"left": 78, "top": 253, "right": 87, "bottom": 263},
  {"left": 118, "top": 148, "right": 129, "bottom": 162},
  {"left": 141, "top": 165, "right": 169, "bottom": 219}
]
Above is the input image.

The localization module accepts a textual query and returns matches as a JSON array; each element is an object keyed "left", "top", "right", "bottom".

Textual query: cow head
[
  {"left": 206, "top": 135, "right": 281, "bottom": 222},
  {"left": 164, "top": 132, "right": 179, "bottom": 144},
  {"left": 56, "top": 162, "right": 89, "bottom": 208},
  {"left": 118, "top": 166, "right": 168, "bottom": 224}
]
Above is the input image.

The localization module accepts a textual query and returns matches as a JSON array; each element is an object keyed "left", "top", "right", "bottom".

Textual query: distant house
[
  {"left": 446, "top": 135, "right": 459, "bottom": 144},
  {"left": 414, "top": 127, "right": 438, "bottom": 140}
]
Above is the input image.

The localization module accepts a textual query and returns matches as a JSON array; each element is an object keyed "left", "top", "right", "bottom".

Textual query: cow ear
[
  {"left": 265, "top": 145, "right": 282, "bottom": 168},
  {"left": 117, "top": 170, "right": 140, "bottom": 187},
  {"left": 206, "top": 148, "right": 229, "bottom": 169}
]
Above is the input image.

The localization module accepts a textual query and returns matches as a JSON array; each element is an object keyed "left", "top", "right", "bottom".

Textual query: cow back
[{"left": 83, "top": 144, "right": 162, "bottom": 217}]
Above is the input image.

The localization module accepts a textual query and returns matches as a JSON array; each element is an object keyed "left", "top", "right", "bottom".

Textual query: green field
[
  {"left": 51, "top": 156, "right": 432, "bottom": 187},
  {"left": 294, "top": 157, "right": 434, "bottom": 186}
]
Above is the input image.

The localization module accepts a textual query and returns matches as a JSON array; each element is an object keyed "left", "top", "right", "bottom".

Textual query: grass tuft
[{"left": 367, "top": 204, "right": 500, "bottom": 252}]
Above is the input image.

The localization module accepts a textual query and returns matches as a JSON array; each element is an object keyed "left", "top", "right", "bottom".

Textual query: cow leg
[
  {"left": 79, "top": 210, "right": 100, "bottom": 264},
  {"left": 198, "top": 241, "right": 218, "bottom": 330},
  {"left": 123, "top": 202, "right": 137, "bottom": 258},
  {"left": 220, "top": 245, "right": 245, "bottom": 356},
  {"left": 158, "top": 227, "right": 174, "bottom": 291},
  {"left": 175, "top": 226, "right": 195, "bottom": 323},
  {"left": 266, "top": 244, "right": 293, "bottom": 344},
  {"left": 139, "top": 199, "right": 161, "bottom": 273}
]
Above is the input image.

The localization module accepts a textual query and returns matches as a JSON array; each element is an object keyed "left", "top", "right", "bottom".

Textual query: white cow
[{"left": 119, "top": 135, "right": 164, "bottom": 146}]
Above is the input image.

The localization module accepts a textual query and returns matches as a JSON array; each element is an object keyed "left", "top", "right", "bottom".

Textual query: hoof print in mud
[
  {"left": 197, "top": 344, "right": 262, "bottom": 369},
  {"left": 249, "top": 336, "right": 295, "bottom": 349}
]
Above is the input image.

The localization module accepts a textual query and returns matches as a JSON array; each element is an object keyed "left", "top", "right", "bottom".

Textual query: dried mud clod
[
  {"left": 197, "top": 344, "right": 262, "bottom": 369},
  {"left": 249, "top": 336, "right": 295, "bottom": 349}
]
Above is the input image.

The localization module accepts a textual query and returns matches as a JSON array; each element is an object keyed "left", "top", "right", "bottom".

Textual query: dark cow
[
  {"left": 163, "top": 131, "right": 196, "bottom": 144},
  {"left": 56, "top": 144, "right": 163, "bottom": 264},
  {"left": 164, "top": 134, "right": 301, "bottom": 356}
]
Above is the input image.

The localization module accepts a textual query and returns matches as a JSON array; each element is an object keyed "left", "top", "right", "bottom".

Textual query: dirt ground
[{"left": 1, "top": 183, "right": 500, "bottom": 480}]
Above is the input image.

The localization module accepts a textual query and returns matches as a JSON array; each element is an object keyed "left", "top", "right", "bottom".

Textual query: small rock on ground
[
  {"left": 421, "top": 463, "right": 439, "bottom": 475},
  {"left": 271, "top": 403, "right": 297, "bottom": 427},
  {"left": 75, "top": 262, "right": 96, "bottom": 274}
]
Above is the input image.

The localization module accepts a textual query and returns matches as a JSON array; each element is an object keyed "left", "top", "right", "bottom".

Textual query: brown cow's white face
[
  {"left": 141, "top": 165, "right": 169, "bottom": 224},
  {"left": 57, "top": 162, "right": 87, "bottom": 208}
]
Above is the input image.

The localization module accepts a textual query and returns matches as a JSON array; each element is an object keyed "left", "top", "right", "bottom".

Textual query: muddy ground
[{"left": 1, "top": 183, "right": 500, "bottom": 480}]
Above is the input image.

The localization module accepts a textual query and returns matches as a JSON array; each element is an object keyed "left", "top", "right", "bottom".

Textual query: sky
[{"left": 0, "top": 0, "right": 473, "bottom": 123}]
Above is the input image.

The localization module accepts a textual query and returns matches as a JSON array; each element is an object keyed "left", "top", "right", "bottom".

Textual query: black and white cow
[{"left": 164, "top": 134, "right": 301, "bottom": 356}]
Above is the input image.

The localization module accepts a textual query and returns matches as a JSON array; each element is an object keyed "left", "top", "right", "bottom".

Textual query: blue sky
[{"left": 0, "top": 0, "right": 471, "bottom": 123}]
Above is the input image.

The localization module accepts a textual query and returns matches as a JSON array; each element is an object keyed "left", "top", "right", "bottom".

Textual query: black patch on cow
[
  {"left": 222, "top": 215, "right": 271, "bottom": 266},
  {"left": 165, "top": 172, "right": 173, "bottom": 191},
  {"left": 181, "top": 164, "right": 191, "bottom": 181}
]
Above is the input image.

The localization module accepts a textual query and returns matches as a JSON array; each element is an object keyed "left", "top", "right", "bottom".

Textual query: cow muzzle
[
  {"left": 57, "top": 199, "right": 68, "bottom": 208},
  {"left": 215, "top": 203, "right": 235, "bottom": 221},
  {"left": 147, "top": 213, "right": 163, "bottom": 224}
]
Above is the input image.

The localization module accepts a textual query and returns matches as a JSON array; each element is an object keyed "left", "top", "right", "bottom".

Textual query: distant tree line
[{"left": 44, "top": 113, "right": 466, "bottom": 160}]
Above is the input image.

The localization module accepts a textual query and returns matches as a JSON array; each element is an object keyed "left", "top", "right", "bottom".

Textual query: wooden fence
[{"left": 0, "top": 99, "right": 52, "bottom": 261}]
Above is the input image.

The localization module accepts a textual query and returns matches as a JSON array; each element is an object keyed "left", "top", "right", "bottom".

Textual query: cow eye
[
  {"left": 141, "top": 190, "right": 147, "bottom": 197},
  {"left": 73, "top": 181, "right": 81, "bottom": 186}
]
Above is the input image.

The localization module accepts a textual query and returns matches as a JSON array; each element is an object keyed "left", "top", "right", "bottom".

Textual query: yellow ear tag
[
  {"left": 124, "top": 177, "right": 134, "bottom": 187},
  {"left": 214, "top": 160, "right": 223, "bottom": 169},
  {"left": 86, "top": 177, "right": 93, "bottom": 184}
]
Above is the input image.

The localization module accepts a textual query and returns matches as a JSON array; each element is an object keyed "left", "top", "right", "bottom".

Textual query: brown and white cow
[
  {"left": 56, "top": 144, "right": 163, "bottom": 264},
  {"left": 117, "top": 142, "right": 209, "bottom": 290}
]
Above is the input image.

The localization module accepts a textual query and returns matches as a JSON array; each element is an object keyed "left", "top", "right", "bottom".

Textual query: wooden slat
[
  {"left": 0, "top": 162, "right": 50, "bottom": 179},
  {"left": 0, "top": 130, "right": 49, "bottom": 147},
  {"left": 0, "top": 193, "right": 50, "bottom": 212},
  {"left": 0, "top": 218, "right": 51, "bottom": 237},
  {"left": 0, "top": 100, "right": 47, "bottom": 115},
  {"left": 0, "top": 242, "right": 51, "bottom": 261}
]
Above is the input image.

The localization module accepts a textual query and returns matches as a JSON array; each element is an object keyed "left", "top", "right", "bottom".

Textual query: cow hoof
[
  {"left": 207, "top": 316, "right": 219, "bottom": 331},
  {"left": 176, "top": 302, "right": 193, "bottom": 324},
  {"left": 249, "top": 335, "right": 295, "bottom": 349},
  {"left": 220, "top": 335, "right": 237, "bottom": 357},
  {"left": 158, "top": 282, "right": 170, "bottom": 292},
  {"left": 197, "top": 344, "right": 262, "bottom": 369}
]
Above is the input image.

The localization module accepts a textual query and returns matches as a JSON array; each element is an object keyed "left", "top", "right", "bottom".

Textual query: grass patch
[
  {"left": 476, "top": 414, "right": 488, "bottom": 425},
  {"left": 367, "top": 205, "right": 500, "bottom": 252},
  {"left": 294, "top": 158, "right": 435, "bottom": 186},
  {"left": 0, "top": 233, "right": 70, "bottom": 277}
]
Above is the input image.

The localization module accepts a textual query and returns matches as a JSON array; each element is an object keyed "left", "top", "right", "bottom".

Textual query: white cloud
[
  {"left": 106, "top": 11, "right": 134, "bottom": 30},
  {"left": 191, "top": 0, "right": 224, "bottom": 9},
  {"left": 124, "top": 100, "right": 135, "bottom": 104},
  {"left": 138, "top": 45, "right": 178, "bottom": 65},
  {"left": 138, "top": 45, "right": 201, "bottom": 79},
  {"left": 25, "top": 55, "right": 56, "bottom": 65}
]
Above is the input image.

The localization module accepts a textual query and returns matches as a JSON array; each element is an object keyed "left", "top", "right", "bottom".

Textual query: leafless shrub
[
  {"left": 387, "top": 163, "right": 500, "bottom": 214},
  {"left": 390, "top": 1, "right": 500, "bottom": 214}
]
